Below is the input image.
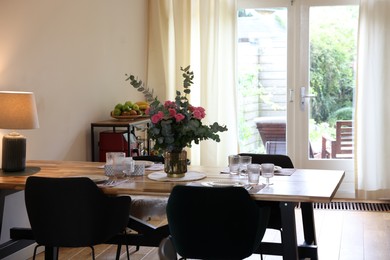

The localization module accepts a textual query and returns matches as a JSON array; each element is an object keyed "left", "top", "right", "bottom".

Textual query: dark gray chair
[
  {"left": 25, "top": 176, "right": 131, "bottom": 260},
  {"left": 239, "top": 153, "right": 294, "bottom": 231},
  {"left": 164, "top": 185, "right": 270, "bottom": 260}
]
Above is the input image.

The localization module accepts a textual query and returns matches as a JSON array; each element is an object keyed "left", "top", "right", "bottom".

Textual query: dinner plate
[
  {"left": 201, "top": 181, "right": 246, "bottom": 187},
  {"left": 260, "top": 165, "right": 282, "bottom": 172},
  {"left": 134, "top": 160, "right": 154, "bottom": 168},
  {"left": 67, "top": 175, "right": 109, "bottom": 184},
  {"left": 274, "top": 166, "right": 282, "bottom": 172}
]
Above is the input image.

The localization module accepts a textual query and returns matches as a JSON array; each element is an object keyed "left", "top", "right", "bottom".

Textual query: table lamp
[{"left": 0, "top": 91, "right": 39, "bottom": 172}]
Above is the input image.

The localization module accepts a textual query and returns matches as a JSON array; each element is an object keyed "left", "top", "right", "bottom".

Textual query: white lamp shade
[{"left": 0, "top": 91, "right": 39, "bottom": 129}]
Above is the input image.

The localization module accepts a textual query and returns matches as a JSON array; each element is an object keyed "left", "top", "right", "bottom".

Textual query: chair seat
[{"left": 130, "top": 195, "right": 168, "bottom": 221}]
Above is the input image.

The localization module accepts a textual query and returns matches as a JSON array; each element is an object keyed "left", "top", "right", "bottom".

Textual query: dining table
[{"left": 1, "top": 160, "right": 344, "bottom": 260}]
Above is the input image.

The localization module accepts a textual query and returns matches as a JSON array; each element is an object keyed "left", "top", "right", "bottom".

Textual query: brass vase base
[
  {"left": 164, "top": 150, "right": 187, "bottom": 177},
  {"left": 166, "top": 172, "right": 186, "bottom": 178}
]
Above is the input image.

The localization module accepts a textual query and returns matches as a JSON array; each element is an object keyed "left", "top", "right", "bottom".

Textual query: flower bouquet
[{"left": 126, "top": 66, "right": 228, "bottom": 176}]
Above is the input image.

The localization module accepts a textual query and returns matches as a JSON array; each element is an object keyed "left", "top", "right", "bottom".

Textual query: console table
[{"left": 90, "top": 118, "right": 150, "bottom": 162}]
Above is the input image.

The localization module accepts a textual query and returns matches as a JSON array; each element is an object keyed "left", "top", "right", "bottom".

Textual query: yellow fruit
[
  {"left": 138, "top": 104, "right": 149, "bottom": 110},
  {"left": 135, "top": 101, "right": 149, "bottom": 107}
]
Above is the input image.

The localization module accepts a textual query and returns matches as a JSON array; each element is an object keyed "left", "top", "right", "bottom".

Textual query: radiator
[{"left": 310, "top": 202, "right": 390, "bottom": 212}]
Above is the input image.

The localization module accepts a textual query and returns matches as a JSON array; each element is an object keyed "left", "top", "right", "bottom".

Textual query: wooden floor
[{"left": 29, "top": 208, "right": 390, "bottom": 260}]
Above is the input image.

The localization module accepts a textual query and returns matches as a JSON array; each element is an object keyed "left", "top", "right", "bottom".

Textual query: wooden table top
[{"left": 0, "top": 160, "right": 344, "bottom": 203}]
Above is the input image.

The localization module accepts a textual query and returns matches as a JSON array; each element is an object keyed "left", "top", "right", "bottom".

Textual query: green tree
[{"left": 309, "top": 8, "right": 357, "bottom": 126}]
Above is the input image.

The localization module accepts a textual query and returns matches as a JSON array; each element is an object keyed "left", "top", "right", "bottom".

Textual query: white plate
[
  {"left": 274, "top": 166, "right": 282, "bottom": 172},
  {"left": 134, "top": 160, "right": 154, "bottom": 167},
  {"left": 68, "top": 175, "right": 109, "bottom": 183},
  {"left": 260, "top": 165, "right": 282, "bottom": 172},
  {"left": 201, "top": 181, "right": 246, "bottom": 187}
]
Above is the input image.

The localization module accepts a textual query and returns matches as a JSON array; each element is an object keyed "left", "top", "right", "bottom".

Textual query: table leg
[
  {"left": 300, "top": 202, "right": 318, "bottom": 259},
  {"left": 279, "top": 202, "right": 299, "bottom": 260}
]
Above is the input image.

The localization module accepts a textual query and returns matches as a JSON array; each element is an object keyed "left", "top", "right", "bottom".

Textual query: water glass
[
  {"left": 261, "top": 163, "right": 275, "bottom": 186},
  {"left": 122, "top": 157, "right": 135, "bottom": 177},
  {"left": 105, "top": 152, "right": 125, "bottom": 179},
  {"left": 106, "top": 152, "right": 126, "bottom": 165},
  {"left": 239, "top": 156, "right": 252, "bottom": 176},
  {"left": 228, "top": 155, "right": 240, "bottom": 175},
  {"left": 247, "top": 164, "right": 261, "bottom": 185},
  {"left": 113, "top": 157, "right": 126, "bottom": 179}
]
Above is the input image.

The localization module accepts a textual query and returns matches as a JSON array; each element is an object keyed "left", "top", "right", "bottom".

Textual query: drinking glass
[
  {"left": 228, "top": 155, "right": 240, "bottom": 175},
  {"left": 261, "top": 163, "right": 275, "bottom": 187},
  {"left": 247, "top": 164, "right": 261, "bottom": 185},
  {"left": 113, "top": 157, "right": 126, "bottom": 179},
  {"left": 106, "top": 152, "right": 126, "bottom": 181},
  {"left": 106, "top": 152, "right": 126, "bottom": 165},
  {"left": 239, "top": 156, "right": 252, "bottom": 176},
  {"left": 122, "top": 157, "right": 135, "bottom": 179}
]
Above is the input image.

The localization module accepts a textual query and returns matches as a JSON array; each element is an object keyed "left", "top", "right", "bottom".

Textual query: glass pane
[
  {"left": 237, "top": 8, "right": 288, "bottom": 154},
  {"left": 308, "top": 6, "right": 358, "bottom": 159}
]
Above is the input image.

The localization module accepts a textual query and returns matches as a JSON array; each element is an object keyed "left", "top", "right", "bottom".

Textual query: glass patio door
[{"left": 237, "top": 0, "right": 359, "bottom": 198}]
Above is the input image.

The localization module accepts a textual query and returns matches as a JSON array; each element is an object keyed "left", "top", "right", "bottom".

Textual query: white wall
[{"left": 0, "top": 0, "right": 149, "bottom": 161}]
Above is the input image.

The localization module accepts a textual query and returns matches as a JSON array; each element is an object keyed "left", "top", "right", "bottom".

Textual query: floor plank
[{"left": 29, "top": 209, "right": 390, "bottom": 260}]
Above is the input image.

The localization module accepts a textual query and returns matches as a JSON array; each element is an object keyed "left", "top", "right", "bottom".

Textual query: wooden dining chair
[
  {"left": 24, "top": 176, "right": 131, "bottom": 260},
  {"left": 164, "top": 185, "right": 270, "bottom": 260}
]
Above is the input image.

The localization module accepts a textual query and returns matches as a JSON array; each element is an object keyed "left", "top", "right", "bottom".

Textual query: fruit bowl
[{"left": 110, "top": 111, "right": 142, "bottom": 120}]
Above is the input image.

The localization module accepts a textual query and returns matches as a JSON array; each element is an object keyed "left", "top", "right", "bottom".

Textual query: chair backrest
[
  {"left": 238, "top": 153, "right": 294, "bottom": 168},
  {"left": 132, "top": 155, "right": 165, "bottom": 163},
  {"left": 334, "top": 120, "right": 353, "bottom": 158},
  {"left": 166, "top": 185, "right": 270, "bottom": 260},
  {"left": 25, "top": 176, "right": 131, "bottom": 247}
]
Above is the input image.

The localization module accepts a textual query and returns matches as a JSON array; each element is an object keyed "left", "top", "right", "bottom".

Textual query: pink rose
[
  {"left": 175, "top": 113, "right": 185, "bottom": 122},
  {"left": 169, "top": 108, "right": 177, "bottom": 117},
  {"left": 192, "top": 106, "right": 206, "bottom": 119},
  {"left": 164, "top": 100, "right": 176, "bottom": 108},
  {"left": 145, "top": 107, "right": 150, "bottom": 115},
  {"left": 151, "top": 111, "right": 164, "bottom": 124}
]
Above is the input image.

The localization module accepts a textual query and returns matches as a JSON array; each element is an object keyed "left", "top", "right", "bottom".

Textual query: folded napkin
[
  {"left": 97, "top": 179, "right": 128, "bottom": 187},
  {"left": 274, "top": 168, "right": 296, "bottom": 176}
]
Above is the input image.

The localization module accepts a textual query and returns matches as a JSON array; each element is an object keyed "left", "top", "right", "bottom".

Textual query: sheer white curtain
[
  {"left": 147, "top": 0, "right": 238, "bottom": 167},
  {"left": 356, "top": 0, "right": 390, "bottom": 200}
]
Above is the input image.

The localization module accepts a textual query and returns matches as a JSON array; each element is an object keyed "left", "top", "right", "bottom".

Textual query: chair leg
[
  {"left": 116, "top": 244, "right": 122, "bottom": 260},
  {"left": 116, "top": 229, "right": 131, "bottom": 260},
  {"left": 89, "top": 246, "right": 95, "bottom": 260},
  {"left": 32, "top": 244, "right": 40, "bottom": 260}
]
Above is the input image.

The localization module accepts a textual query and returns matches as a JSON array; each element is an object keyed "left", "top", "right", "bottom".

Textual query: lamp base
[{"left": 2, "top": 133, "right": 26, "bottom": 172}]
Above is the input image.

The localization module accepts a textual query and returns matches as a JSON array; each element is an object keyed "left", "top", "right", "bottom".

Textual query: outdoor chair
[{"left": 321, "top": 120, "right": 353, "bottom": 158}]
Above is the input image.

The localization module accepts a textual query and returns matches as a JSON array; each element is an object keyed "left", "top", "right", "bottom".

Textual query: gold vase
[{"left": 164, "top": 150, "right": 187, "bottom": 178}]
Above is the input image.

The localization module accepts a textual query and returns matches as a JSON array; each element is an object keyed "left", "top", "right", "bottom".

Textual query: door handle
[{"left": 300, "top": 87, "right": 316, "bottom": 111}]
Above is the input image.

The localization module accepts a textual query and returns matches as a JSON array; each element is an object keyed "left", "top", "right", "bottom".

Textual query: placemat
[{"left": 147, "top": 171, "right": 206, "bottom": 182}]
